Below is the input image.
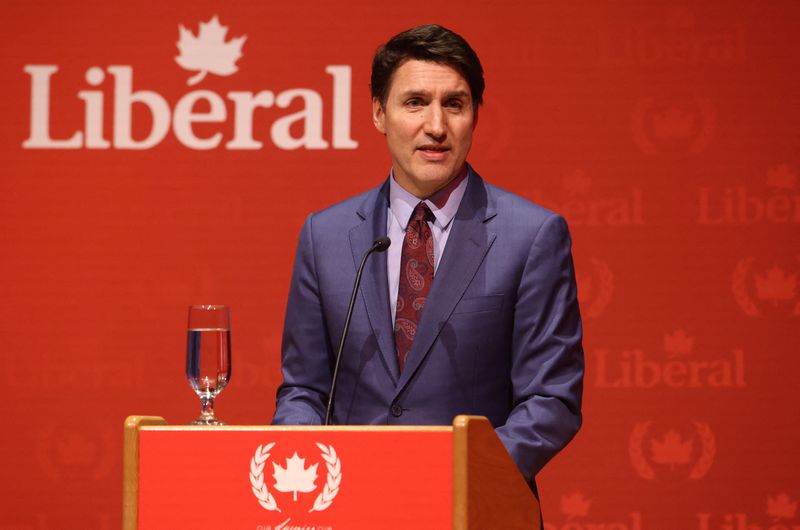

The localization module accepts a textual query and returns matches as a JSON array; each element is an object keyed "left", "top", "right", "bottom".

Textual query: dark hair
[{"left": 371, "top": 24, "right": 485, "bottom": 109}]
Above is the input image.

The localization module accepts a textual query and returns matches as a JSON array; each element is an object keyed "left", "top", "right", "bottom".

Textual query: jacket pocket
[{"left": 452, "top": 294, "right": 504, "bottom": 314}]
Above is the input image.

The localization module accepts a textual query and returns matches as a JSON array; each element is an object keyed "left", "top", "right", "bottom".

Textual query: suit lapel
[
  {"left": 349, "top": 181, "right": 401, "bottom": 384},
  {"left": 395, "top": 170, "right": 497, "bottom": 395}
]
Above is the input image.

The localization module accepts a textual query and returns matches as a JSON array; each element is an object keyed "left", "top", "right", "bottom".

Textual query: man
[{"left": 273, "top": 24, "right": 583, "bottom": 490}]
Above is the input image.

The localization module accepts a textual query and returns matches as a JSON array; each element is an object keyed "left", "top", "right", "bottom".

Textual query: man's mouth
[
  {"left": 418, "top": 145, "right": 449, "bottom": 152},
  {"left": 417, "top": 145, "right": 450, "bottom": 160}
]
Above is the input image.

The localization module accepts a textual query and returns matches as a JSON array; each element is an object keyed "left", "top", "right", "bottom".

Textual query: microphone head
[{"left": 373, "top": 236, "right": 391, "bottom": 252}]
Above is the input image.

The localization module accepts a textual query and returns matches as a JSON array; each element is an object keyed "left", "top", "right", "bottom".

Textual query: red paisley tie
[{"left": 394, "top": 202, "right": 435, "bottom": 372}]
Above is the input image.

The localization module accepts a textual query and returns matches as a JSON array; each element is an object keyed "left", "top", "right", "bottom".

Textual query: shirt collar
[{"left": 389, "top": 166, "right": 469, "bottom": 230}]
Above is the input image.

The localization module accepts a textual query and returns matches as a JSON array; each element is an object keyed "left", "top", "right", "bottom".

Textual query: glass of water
[{"left": 185, "top": 305, "right": 231, "bottom": 425}]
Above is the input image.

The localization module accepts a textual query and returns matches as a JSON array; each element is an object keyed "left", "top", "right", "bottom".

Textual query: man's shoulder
[
  {"left": 309, "top": 182, "right": 386, "bottom": 225},
  {"left": 481, "top": 177, "right": 561, "bottom": 226}
]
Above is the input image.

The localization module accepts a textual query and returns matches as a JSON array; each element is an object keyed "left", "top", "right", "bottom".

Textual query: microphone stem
[{"left": 324, "top": 244, "right": 376, "bottom": 425}]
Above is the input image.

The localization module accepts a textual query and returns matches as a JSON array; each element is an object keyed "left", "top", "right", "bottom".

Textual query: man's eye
[
  {"left": 406, "top": 98, "right": 423, "bottom": 107},
  {"left": 445, "top": 99, "right": 465, "bottom": 109}
]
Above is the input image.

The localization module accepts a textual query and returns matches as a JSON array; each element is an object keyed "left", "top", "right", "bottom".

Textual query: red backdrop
[{"left": 1, "top": 1, "right": 798, "bottom": 528}]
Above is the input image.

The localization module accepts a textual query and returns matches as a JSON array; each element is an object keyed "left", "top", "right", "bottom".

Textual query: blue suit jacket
[{"left": 273, "top": 168, "right": 584, "bottom": 483}]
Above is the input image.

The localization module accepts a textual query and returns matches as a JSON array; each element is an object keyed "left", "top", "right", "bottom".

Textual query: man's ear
[
  {"left": 372, "top": 97, "right": 386, "bottom": 134},
  {"left": 472, "top": 104, "right": 479, "bottom": 130}
]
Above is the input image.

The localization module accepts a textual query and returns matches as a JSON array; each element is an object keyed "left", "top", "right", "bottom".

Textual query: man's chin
[
  {"left": 394, "top": 162, "right": 465, "bottom": 197},
  {"left": 417, "top": 171, "right": 463, "bottom": 197}
]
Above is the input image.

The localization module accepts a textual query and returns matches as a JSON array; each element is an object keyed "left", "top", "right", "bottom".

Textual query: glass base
[{"left": 189, "top": 415, "right": 226, "bottom": 426}]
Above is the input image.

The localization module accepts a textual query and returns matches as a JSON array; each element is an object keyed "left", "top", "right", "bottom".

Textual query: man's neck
[
  {"left": 427, "top": 165, "right": 468, "bottom": 208},
  {"left": 392, "top": 165, "right": 468, "bottom": 207}
]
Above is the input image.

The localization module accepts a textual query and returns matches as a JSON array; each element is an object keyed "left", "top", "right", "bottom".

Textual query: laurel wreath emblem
[
  {"left": 628, "top": 421, "right": 656, "bottom": 480},
  {"left": 631, "top": 96, "right": 715, "bottom": 156},
  {"left": 309, "top": 443, "right": 342, "bottom": 512},
  {"left": 249, "top": 443, "right": 281, "bottom": 512},
  {"left": 586, "top": 258, "right": 614, "bottom": 318},
  {"left": 687, "top": 422, "right": 715, "bottom": 480},
  {"left": 731, "top": 258, "right": 760, "bottom": 317},
  {"left": 629, "top": 421, "right": 715, "bottom": 480},
  {"left": 248, "top": 442, "right": 342, "bottom": 513}
]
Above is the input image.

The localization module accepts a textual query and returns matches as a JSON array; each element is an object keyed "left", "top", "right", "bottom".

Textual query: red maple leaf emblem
[
  {"left": 560, "top": 491, "right": 591, "bottom": 519},
  {"left": 663, "top": 328, "right": 694, "bottom": 357},
  {"left": 561, "top": 169, "right": 592, "bottom": 195},
  {"left": 755, "top": 266, "right": 797, "bottom": 303},
  {"left": 650, "top": 430, "right": 693, "bottom": 469},
  {"left": 766, "top": 164, "right": 797, "bottom": 189},
  {"left": 652, "top": 107, "right": 695, "bottom": 139},
  {"left": 767, "top": 493, "right": 798, "bottom": 520}
]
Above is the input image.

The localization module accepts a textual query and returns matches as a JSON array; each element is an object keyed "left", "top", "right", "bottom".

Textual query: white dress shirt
[{"left": 387, "top": 170, "right": 469, "bottom": 323}]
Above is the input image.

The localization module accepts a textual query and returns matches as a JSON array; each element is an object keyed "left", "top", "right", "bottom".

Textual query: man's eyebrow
[
  {"left": 443, "top": 90, "right": 470, "bottom": 99},
  {"left": 399, "top": 89, "right": 431, "bottom": 99},
  {"left": 398, "top": 89, "right": 471, "bottom": 99}
]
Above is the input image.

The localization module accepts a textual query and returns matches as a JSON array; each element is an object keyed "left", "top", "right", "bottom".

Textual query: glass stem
[{"left": 200, "top": 396, "right": 215, "bottom": 418}]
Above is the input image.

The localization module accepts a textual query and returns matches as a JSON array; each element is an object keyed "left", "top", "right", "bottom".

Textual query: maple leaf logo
[
  {"left": 650, "top": 430, "right": 693, "bottom": 469},
  {"left": 755, "top": 266, "right": 797, "bottom": 303},
  {"left": 272, "top": 452, "right": 318, "bottom": 501},
  {"left": 560, "top": 169, "right": 592, "bottom": 195},
  {"left": 652, "top": 107, "right": 695, "bottom": 139},
  {"left": 766, "top": 164, "right": 797, "bottom": 190},
  {"left": 175, "top": 15, "right": 246, "bottom": 86},
  {"left": 664, "top": 328, "right": 694, "bottom": 357},
  {"left": 560, "top": 491, "right": 591, "bottom": 519},
  {"left": 767, "top": 493, "right": 798, "bottom": 520}
]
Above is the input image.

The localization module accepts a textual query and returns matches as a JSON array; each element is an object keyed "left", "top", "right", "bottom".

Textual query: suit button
[{"left": 390, "top": 404, "right": 403, "bottom": 417}]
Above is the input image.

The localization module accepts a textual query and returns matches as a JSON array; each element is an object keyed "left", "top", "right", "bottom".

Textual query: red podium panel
[{"left": 123, "top": 416, "right": 539, "bottom": 529}]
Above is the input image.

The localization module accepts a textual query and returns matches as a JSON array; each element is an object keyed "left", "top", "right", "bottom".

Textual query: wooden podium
[{"left": 123, "top": 415, "right": 540, "bottom": 529}]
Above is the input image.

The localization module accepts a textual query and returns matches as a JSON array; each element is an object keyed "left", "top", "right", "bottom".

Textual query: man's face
[{"left": 372, "top": 60, "right": 477, "bottom": 199}]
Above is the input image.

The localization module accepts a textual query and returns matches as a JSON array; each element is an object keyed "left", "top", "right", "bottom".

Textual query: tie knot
[{"left": 410, "top": 202, "right": 433, "bottom": 224}]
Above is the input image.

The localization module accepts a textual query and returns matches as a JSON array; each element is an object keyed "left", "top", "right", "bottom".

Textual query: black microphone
[{"left": 324, "top": 236, "right": 391, "bottom": 425}]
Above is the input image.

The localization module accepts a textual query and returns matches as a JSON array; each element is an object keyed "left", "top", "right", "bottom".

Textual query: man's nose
[{"left": 423, "top": 104, "right": 446, "bottom": 140}]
